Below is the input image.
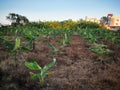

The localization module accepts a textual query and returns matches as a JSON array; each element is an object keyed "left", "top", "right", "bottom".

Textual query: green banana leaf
[
  {"left": 42, "top": 58, "right": 56, "bottom": 73},
  {"left": 48, "top": 43, "right": 58, "bottom": 52},
  {"left": 30, "top": 72, "right": 40, "bottom": 80},
  {"left": 40, "top": 58, "right": 56, "bottom": 79},
  {"left": 25, "top": 61, "right": 41, "bottom": 70},
  {"left": 14, "top": 37, "right": 20, "bottom": 50}
]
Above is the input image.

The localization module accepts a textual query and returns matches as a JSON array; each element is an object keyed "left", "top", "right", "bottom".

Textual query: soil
[{"left": 0, "top": 35, "right": 120, "bottom": 90}]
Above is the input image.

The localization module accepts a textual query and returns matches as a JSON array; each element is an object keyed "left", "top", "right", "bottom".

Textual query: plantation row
[
  {"left": 0, "top": 23, "right": 120, "bottom": 50},
  {"left": 0, "top": 24, "right": 120, "bottom": 57}
]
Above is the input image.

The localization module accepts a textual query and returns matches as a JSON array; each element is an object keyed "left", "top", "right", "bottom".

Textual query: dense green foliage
[
  {"left": 28, "top": 19, "right": 100, "bottom": 30},
  {"left": 77, "top": 21, "right": 100, "bottom": 29},
  {"left": 77, "top": 28, "right": 120, "bottom": 44},
  {"left": 0, "top": 21, "right": 119, "bottom": 53}
]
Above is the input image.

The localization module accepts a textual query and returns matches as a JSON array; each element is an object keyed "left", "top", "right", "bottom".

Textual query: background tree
[
  {"left": 100, "top": 16, "right": 108, "bottom": 25},
  {"left": 0, "top": 23, "right": 2, "bottom": 27},
  {"left": 6, "top": 13, "right": 29, "bottom": 26}
]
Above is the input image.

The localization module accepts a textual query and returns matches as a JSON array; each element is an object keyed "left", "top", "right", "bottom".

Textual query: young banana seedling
[
  {"left": 24, "top": 58, "right": 56, "bottom": 86},
  {"left": 90, "top": 43, "right": 113, "bottom": 61},
  {"left": 48, "top": 43, "right": 59, "bottom": 55},
  {"left": 62, "top": 33, "right": 70, "bottom": 46},
  {"left": 12, "top": 37, "right": 30, "bottom": 60}
]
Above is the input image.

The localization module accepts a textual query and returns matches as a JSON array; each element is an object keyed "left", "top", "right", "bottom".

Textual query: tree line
[{"left": 5, "top": 13, "right": 108, "bottom": 29}]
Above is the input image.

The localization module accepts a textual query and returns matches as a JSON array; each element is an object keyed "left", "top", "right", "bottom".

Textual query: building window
[
  {"left": 116, "top": 19, "right": 119, "bottom": 22},
  {"left": 116, "top": 23, "right": 118, "bottom": 25}
]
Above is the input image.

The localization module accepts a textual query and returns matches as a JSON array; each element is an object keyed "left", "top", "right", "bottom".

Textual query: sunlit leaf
[
  {"left": 25, "top": 61, "right": 41, "bottom": 70},
  {"left": 48, "top": 43, "right": 58, "bottom": 52},
  {"left": 43, "top": 58, "right": 56, "bottom": 72},
  {"left": 14, "top": 37, "right": 20, "bottom": 50}
]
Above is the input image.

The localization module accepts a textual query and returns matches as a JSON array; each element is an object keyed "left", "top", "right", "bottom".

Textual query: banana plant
[
  {"left": 12, "top": 37, "right": 30, "bottom": 59},
  {"left": 0, "top": 36, "right": 14, "bottom": 50},
  {"left": 62, "top": 33, "right": 70, "bottom": 46},
  {"left": 25, "top": 58, "right": 56, "bottom": 86},
  {"left": 14, "top": 37, "right": 21, "bottom": 50},
  {"left": 90, "top": 43, "right": 113, "bottom": 61},
  {"left": 90, "top": 44, "right": 113, "bottom": 55},
  {"left": 48, "top": 43, "right": 58, "bottom": 55}
]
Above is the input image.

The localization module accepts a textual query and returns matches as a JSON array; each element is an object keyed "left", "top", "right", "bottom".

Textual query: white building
[
  {"left": 85, "top": 16, "right": 100, "bottom": 24},
  {"left": 107, "top": 14, "right": 120, "bottom": 30}
]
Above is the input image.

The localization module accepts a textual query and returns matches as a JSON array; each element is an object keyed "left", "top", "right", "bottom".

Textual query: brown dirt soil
[{"left": 0, "top": 35, "right": 120, "bottom": 90}]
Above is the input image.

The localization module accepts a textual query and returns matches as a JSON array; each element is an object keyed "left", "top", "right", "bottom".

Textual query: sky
[{"left": 0, "top": 0, "right": 120, "bottom": 25}]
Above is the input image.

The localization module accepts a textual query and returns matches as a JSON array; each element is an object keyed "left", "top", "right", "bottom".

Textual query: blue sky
[{"left": 0, "top": 0, "right": 120, "bottom": 24}]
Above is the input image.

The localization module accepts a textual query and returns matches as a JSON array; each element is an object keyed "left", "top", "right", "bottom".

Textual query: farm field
[{"left": 0, "top": 24, "right": 120, "bottom": 90}]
